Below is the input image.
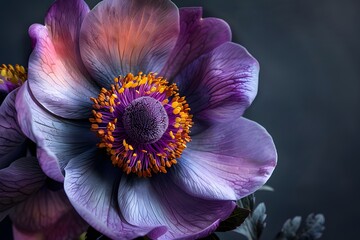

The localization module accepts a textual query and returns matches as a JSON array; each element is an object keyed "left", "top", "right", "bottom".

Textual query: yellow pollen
[
  {"left": 158, "top": 86, "right": 166, "bottom": 93},
  {"left": 173, "top": 107, "right": 181, "bottom": 115},
  {"left": 0, "top": 64, "right": 27, "bottom": 86},
  {"left": 171, "top": 101, "right": 179, "bottom": 108},
  {"left": 169, "top": 131, "right": 175, "bottom": 139},
  {"left": 90, "top": 72, "right": 193, "bottom": 178}
]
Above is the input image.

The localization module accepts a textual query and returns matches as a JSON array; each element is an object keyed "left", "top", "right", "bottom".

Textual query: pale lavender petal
[
  {"left": 80, "top": 0, "right": 179, "bottom": 88},
  {"left": 161, "top": 7, "right": 231, "bottom": 80},
  {"left": 172, "top": 117, "right": 277, "bottom": 200},
  {"left": 0, "top": 89, "right": 26, "bottom": 168},
  {"left": 118, "top": 176, "right": 235, "bottom": 239},
  {"left": 0, "top": 157, "right": 46, "bottom": 221},
  {"left": 11, "top": 187, "right": 87, "bottom": 240},
  {"left": 64, "top": 149, "right": 164, "bottom": 239},
  {"left": 16, "top": 83, "right": 96, "bottom": 182},
  {"left": 176, "top": 42, "right": 259, "bottom": 123},
  {"left": 28, "top": 0, "right": 99, "bottom": 119}
]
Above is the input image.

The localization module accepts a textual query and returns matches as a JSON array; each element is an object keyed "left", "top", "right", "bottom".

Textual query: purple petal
[
  {"left": 64, "top": 149, "right": 163, "bottom": 239},
  {"left": 28, "top": 0, "right": 99, "bottom": 119},
  {"left": 172, "top": 117, "right": 277, "bottom": 200},
  {"left": 161, "top": 7, "right": 231, "bottom": 80},
  {"left": 0, "top": 89, "right": 26, "bottom": 168},
  {"left": 79, "top": 0, "right": 180, "bottom": 88},
  {"left": 11, "top": 187, "right": 87, "bottom": 240},
  {"left": 0, "top": 157, "right": 46, "bottom": 221},
  {"left": 0, "top": 80, "right": 20, "bottom": 96},
  {"left": 182, "top": 220, "right": 221, "bottom": 240},
  {"left": 16, "top": 83, "right": 96, "bottom": 182},
  {"left": 176, "top": 42, "right": 259, "bottom": 123},
  {"left": 12, "top": 226, "right": 43, "bottom": 240},
  {"left": 118, "top": 176, "right": 235, "bottom": 239}
]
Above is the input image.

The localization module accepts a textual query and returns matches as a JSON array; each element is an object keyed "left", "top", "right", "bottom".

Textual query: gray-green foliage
[
  {"left": 275, "top": 214, "right": 325, "bottom": 240},
  {"left": 234, "top": 194, "right": 267, "bottom": 240}
]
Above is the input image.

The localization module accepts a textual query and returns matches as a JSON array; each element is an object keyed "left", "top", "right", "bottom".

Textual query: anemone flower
[
  {"left": 15, "top": 0, "right": 277, "bottom": 239},
  {"left": 0, "top": 72, "right": 87, "bottom": 239}
]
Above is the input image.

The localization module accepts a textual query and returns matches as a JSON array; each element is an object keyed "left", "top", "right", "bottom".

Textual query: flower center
[
  {"left": 90, "top": 72, "right": 193, "bottom": 177},
  {"left": 0, "top": 64, "right": 27, "bottom": 93},
  {"left": 123, "top": 96, "right": 168, "bottom": 144}
]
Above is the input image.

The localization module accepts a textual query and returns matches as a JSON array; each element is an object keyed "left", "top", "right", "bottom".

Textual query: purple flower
[
  {"left": 15, "top": 0, "right": 277, "bottom": 239},
  {"left": 0, "top": 81, "right": 87, "bottom": 239}
]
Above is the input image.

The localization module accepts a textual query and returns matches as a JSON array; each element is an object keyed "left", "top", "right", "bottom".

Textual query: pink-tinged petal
[
  {"left": 28, "top": 0, "right": 99, "bottom": 119},
  {"left": 0, "top": 157, "right": 46, "bottom": 221},
  {"left": 118, "top": 176, "right": 235, "bottom": 239},
  {"left": 161, "top": 7, "right": 231, "bottom": 80},
  {"left": 172, "top": 117, "right": 277, "bottom": 200},
  {"left": 16, "top": 83, "right": 96, "bottom": 182},
  {"left": 11, "top": 187, "right": 87, "bottom": 240},
  {"left": 80, "top": 0, "right": 180, "bottom": 88},
  {"left": 0, "top": 89, "right": 26, "bottom": 168},
  {"left": 64, "top": 149, "right": 164, "bottom": 239},
  {"left": 176, "top": 42, "right": 259, "bottom": 123}
]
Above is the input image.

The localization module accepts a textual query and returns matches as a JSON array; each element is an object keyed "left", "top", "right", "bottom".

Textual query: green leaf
[
  {"left": 216, "top": 206, "right": 251, "bottom": 232},
  {"left": 237, "top": 194, "right": 256, "bottom": 211},
  {"left": 258, "top": 185, "right": 275, "bottom": 192},
  {"left": 79, "top": 232, "right": 87, "bottom": 240},
  {"left": 234, "top": 202, "right": 267, "bottom": 240}
]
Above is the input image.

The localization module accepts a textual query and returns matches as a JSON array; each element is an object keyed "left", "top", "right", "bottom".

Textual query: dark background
[{"left": 1, "top": 0, "right": 359, "bottom": 239}]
